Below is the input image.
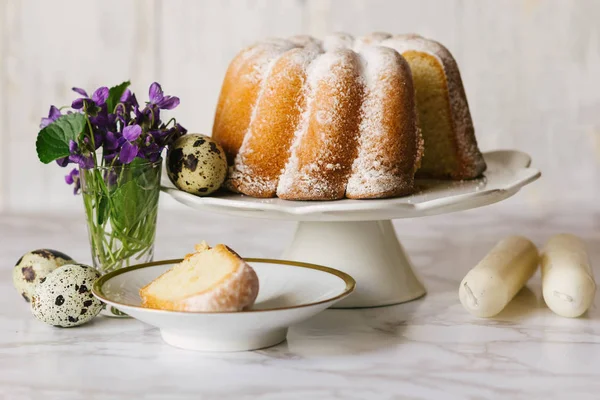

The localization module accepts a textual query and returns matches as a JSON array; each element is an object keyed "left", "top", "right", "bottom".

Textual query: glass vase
[{"left": 80, "top": 159, "right": 162, "bottom": 316}]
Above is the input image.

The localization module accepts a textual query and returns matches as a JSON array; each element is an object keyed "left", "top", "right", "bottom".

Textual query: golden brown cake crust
[
  {"left": 227, "top": 48, "right": 319, "bottom": 198},
  {"left": 277, "top": 49, "right": 363, "bottom": 200},
  {"left": 382, "top": 34, "right": 486, "bottom": 179},
  {"left": 212, "top": 42, "right": 294, "bottom": 164},
  {"left": 346, "top": 46, "right": 423, "bottom": 199}
]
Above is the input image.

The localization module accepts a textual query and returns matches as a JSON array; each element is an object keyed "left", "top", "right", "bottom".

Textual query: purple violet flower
[
  {"left": 67, "top": 140, "right": 94, "bottom": 169},
  {"left": 72, "top": 86, "right": 109, "bottom": 109},
  {"left": 64, "top": 168, "right": 81, "bottom": 194},
  {"left": 120, "top": 142, "right": 138, "bottom": 164},
  {"left": 72, "top": 87, "right": 88, "bottom": 97},
  {"left": 104, "top": 152, "right": 117, "bottom": 163},
  {"left": 56, "top": 157, "right": 70, "bottom": 167},
  {"left": 93, "top": 88, "right": 109, "bottom": 105},
  {"left": 119, "top": 124, "right": 143, "bottom": 164},
  {"left": 71, "top": 98, "right": 85, "bottom": 109},
  {"left": 69, "top": 154, "right": 94, "bottom": 169},
  {"left": 89, "top": 112, "right": 109, "bottom": 128},
  {"left": 120, "top": 89, "right": 132, "bottom": 102},
  {"left": 104, "top": 131, "right": 121, "bottom": 151},
  {"left": 120, "top": 89, "right": 139, "bottom": 107},
  {"left": 140, "top": 135, "right": 162, "bottom": 162},
  {"left": 148, "top": 82, "right": 180, "bottom": 110},
  {"left": 40, "top": 106, "right": 62, "bottom": 128},
  {"left": 69, "top": 140, "right": 78, "bottom": 154},
  {"left": 123, "top": 124, "right": 142, "bottom": 141},
  {"left": 171, "top": 123, "right": 187, "bottom": 139}
]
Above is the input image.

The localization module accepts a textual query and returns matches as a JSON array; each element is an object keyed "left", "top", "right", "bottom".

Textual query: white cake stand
[{"left": 161, "top": 150, "right": 540, "bottom": 308}]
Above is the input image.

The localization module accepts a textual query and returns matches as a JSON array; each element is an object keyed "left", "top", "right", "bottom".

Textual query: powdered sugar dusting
[
  {"left": 277, "top": 50, "right": 360, "bottom": 199},
  {"left": 276, "top": 54, "right": 323, "bottom": 197},
  {"left": 226, "top": 44, "right": 296, "bottom": 195},
  {"left": 289, "top": 35, "right": 323, "bottom": 50},
  {"left": 347, "top": 46, "right": 413, "bottom": 197},
  {"left": 323, "top": 32, "right": 354, "bottom": 51},
  {"left": 353, "top": 32, "right": 392, "bottom": 52},
  {"left": 228, "top": 46, "right": 321, "bottom": 196},
  {"left": 236, "top": 41, "right": 296, "bottom": 85}
]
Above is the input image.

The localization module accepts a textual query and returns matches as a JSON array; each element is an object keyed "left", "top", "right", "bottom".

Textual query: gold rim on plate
[{"left": 92, "top": 258, "right": 356, "bottom": 314}]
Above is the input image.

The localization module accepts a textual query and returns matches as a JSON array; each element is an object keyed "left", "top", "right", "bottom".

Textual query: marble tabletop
[{"left": 1, "top": 197, "right": 599, "bottom": 400}]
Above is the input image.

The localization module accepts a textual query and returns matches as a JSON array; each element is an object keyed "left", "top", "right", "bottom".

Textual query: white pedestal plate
[{"left": 162, "top": 150, "right": 540, "bottom": 308}]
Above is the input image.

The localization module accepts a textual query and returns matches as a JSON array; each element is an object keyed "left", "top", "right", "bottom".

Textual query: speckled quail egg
[
  {"left": 166, "top": 134, "right": 227, "bottom": 196},
  {"left": 31, "top": 264, "right": 104, "bottom": 328},
  {"left": 12, "top": 249, "right": 75, "bottom": 303}
]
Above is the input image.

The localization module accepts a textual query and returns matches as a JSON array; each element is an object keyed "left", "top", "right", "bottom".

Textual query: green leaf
[
  {"left": 109, "top": 171, "right": 160, "bottom": 233},
  {"left": 106, "top": 80, "right": 131, "bottom": 114},
  {"left": 35, "top": 113, "right": 87, "bottom": 164},
  {"left": 96, "top": 194, "right": 109, "bottom": 226}
]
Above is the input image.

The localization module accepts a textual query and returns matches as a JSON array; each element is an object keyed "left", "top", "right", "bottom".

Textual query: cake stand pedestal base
[{"left": 283, "top": 220, "right": 426, "bottom": 308}]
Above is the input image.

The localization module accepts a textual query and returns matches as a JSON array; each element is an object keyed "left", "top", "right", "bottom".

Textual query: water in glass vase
[{"left": 80, "top": 158, "right": 162, "bottom": 316}]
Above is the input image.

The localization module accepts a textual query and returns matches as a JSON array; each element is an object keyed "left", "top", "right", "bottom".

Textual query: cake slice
[{"left": 140, "top": 242, "right": 259, "bottom": 312}]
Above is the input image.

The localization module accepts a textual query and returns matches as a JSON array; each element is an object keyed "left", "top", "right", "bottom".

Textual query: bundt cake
[{"left": 212, "top": 33, "right": 486, "bottom": 200}]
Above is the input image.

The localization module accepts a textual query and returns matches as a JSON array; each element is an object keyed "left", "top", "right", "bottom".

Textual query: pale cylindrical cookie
[
  {"left": 459, "top": 236, "right": 539, "bottom": 317},
  {"left": 541, "top": 234, "right": 596, "bottom": 318}
]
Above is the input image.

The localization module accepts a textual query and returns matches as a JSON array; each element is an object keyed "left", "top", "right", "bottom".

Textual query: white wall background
[{"left": 0, "top": 0, "right": 599, "bottom": 212}]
